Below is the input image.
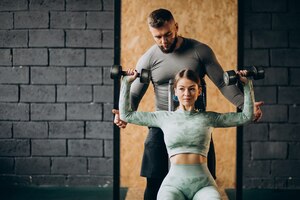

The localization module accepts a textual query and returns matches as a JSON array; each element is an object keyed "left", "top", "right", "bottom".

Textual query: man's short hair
[{"left": 148, "top": 8, "right": 174, "bottom": 28}]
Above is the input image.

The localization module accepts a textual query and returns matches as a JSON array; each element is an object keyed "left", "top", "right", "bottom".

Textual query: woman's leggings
[{"left": 157, "top": 163, "right": 221, "bottom": 200}]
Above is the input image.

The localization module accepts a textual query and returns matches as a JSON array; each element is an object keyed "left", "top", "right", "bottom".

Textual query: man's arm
[{"left": 202, "top": 45, "right": 263, "bottom": 120}]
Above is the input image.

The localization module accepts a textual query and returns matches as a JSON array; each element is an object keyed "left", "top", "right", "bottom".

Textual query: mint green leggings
[{"left": 157, "top": 163, "right": 221, "bottom": 200}]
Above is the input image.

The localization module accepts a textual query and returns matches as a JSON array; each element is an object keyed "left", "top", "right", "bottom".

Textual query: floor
[{"left": 0, "top": 186, "right": 127, "bottom": 200}]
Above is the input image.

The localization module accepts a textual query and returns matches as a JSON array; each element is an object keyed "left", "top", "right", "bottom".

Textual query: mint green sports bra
[{"left": 119, "top": 77, "right": 254, "bottom": 158}]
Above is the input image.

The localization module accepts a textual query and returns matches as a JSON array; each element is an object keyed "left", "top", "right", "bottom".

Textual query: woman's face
[{"left": 175, "top": 78, "right": 201, "bottom": 108}]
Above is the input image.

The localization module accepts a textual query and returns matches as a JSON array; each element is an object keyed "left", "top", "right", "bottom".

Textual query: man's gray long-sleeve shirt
[{"left": 130, "top": 37, "right": 244, "bottom": 111}]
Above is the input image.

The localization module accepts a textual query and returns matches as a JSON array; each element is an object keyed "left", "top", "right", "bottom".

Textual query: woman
[{"left": 119, "top": 69, "right": 254, "bottom": 200}]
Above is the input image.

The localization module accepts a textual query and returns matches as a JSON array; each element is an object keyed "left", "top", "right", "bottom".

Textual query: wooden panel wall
[{"left": 120, "top": 0, "right": 238, "bottom": 192}]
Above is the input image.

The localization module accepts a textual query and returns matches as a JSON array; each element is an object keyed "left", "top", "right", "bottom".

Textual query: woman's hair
[
  {"left": 148, "top": 8, "right": 174, "bottom": 28},
  {"left": 174, "top": 69, "right": 201, "bottom": 88}
]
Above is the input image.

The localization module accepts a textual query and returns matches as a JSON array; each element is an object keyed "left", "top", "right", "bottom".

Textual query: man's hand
[
  {"left": 112, "top": 109, "right": 127, "bottom": 128},
  {"left": 253, "top": 101, "right": 264, "bottom": 122}
]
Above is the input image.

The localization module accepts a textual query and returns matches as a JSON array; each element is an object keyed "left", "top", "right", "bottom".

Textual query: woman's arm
[
  {"left": 119, "top": 75, "right": 162, "bottom": 127},
  {"left": 211, "top": 80, "right": 254, "bottom": 127}
]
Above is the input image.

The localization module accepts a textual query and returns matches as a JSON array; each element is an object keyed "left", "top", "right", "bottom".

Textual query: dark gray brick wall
[
  {"left": 243, "top": 0, "right": 300, "bottom": 189},
  {"left": 0, "top": 0, "right": 114, "bottom": 187}
]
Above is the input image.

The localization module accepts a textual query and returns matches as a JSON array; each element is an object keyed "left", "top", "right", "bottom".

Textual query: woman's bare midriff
[{"left": 170, "top": 153, "right": 207, "bottom": 164}]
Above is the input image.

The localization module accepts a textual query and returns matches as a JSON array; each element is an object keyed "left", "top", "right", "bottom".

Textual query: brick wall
[
  {"left": 0, "top": 0, "right": 114, "bottom": 187},
  {"left": 242, "top": 0, "right": 300, "bottom": 189}
]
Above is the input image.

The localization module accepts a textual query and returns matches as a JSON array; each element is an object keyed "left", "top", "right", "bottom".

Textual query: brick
[
  {"left": 31, "top": 67, "right": 65, "bottom": 84},
  {"left": 49, "top": 121, "right": 84, "bottom": 138},
  {"left": 29, "top": 0, "right": 65, "bottom": 11},
  {"left": 102, "top": 30, "right": 114, "bottom": 48},
  {"left": 50, "top": 12, "right": 85, "bottom": 29},
  {"left": 29, "top": 30, "right": 64, "bottom": 47},
  {"left": 49, "top": 49, "right": 84, "bottom": 66},
  {"left": 271, "top": 49, "right": 300, "bottom": 67},
  {"left": 0, "top": 49, "right": 11, "bottom": 65},
  {"left": 273, "top": 14, "right": 300, "bottom": 30},
  {"left": 31, "top": 175, "right": 66, "bottom": 186},
  {"left": 291, "top": 68, "right": 300, "bottom": 85},
  {"left": 244, "top": 49, "right": 269, "bottom": 66},
  {"left": 289, "top": 143, "right": 300, "bottom": 159},
  {"left": 86, "top": 121, "right": 113, "bottom": 139},
  {"left": 244, "top": 14, "right": 271, "bottom": 31},
  {"left": 16, "top": 157, "right": 50, "bottom": 175},
  {"left": 0, "top": 175, "right": 31, "bottom": 186},
  {"left": 51, "top": 157, "right": 87, "bottom": 175},
  {"left": 13, "top": 122, "right": 48, "bottom": 138},
  {"left": 66, "top": 30, "right": 102, "bottom": 47},
  {"left": 244, "top": 30, "right": 251, "bottom": 48},
  {"left": 86, "top": 49, "right": 114, "bottom": 66},
  {"left": 272, "top": 160, "right": 300, "bottom": 176},
  {"left": 0, "top": 85, "right": 18, "bottom": 102},
  {"left": 289, "top": 0, "right": 300, "bottom": 13},
  {"left": 0, "top": 158, "right": 14, "bottom": 174},
  {"left": 252, "top": 142, "right": 287, "bottom": 159},
  {"left": 260, "top": 105, "right": 288, "bottom": 122},
  {"left": 243, "top": 142, "right": 251, "bottom": 161},
  {"left": 31, "top": 103, "right": 65, "bottom": 121},
  {"left": 0, "top": 103, "right": 29, "bottom": 120},
  {"left": 67, "top": 67, "right": 102, "bottom": 84},
  {"left": 252, "top": 0, "right": 287, "bottom": 12},
  {"left": 243, "top": 160, "right": 271, "bottom": 177},
  {"left": 103, "top": 66, "right": 113, "bottom": 85},
  {"left": 94, "top": 85, "right": 113, "bottom": 103},
  {"left": 32, "top": 139, "right": 66, "bottom": 156},
  {"left": 0, "top": 13, "right": 13, "bottom": 29},
  {"left": 270, "top": 124, "right": 300, "bottom": 141},
  {"left": 57, "top": 85, "right": 92, "bottom": 102},
  {"left": 88, "top": 158, "right": 112, "bottom": 175},
  {"left": 68, "top": 139, "right": 103, "bottom": 156},
  {"left": 15, "top": 11, "right": 49, "bottom": 29},
  {"left": 13, "top": 48, "right": 48, "bottom": 66},
  {"left": 290, "top": 31, "right": 300, "bottom": 48},
  {"left": 103, "top": 103, "right": 113, "bottom": 121},
  {"left": 104, "top": 139, "right": 113, "bottom": 157},
  {"left": 252, "top": 30, "right": 288, "bottom": 48},
  {"left": 289, "top": 105, "right": 300, "bottom": 123},
  {"left": 0, "top": 66, "right": 29, "bottom": 84},
  {"left": 66, "top": 0, "right": 102, "bottom": 11},
  {"left": 243, "top": 123, "right": 269, "bottom": 141},
  {"left": 87, "top": 12, "right": 114, "bottom": 29},
  {"left": 67, "top": 103, "right": 102, "bottom": 120},
  {"left": 0, "top": 30, "right": 27, "bottom": 47},
  {"left": 243, "top": 178, "right": 275, "bottom": 189},
  {"left": 0, "top": 139, "right": 30, "bottom": 156},
  {"left": 103, "top": 0, "right": 114, "bottom": 11},
  {"left": 66, "top": 175, "right": 112, "bottom": 186},
  {"left": 20, "top": 85, "right": 55, "bottom": 102},
  {"left": 278, "top": 87, "right": 300, "bottom": 104},
  {"left": 0, "top": 122, "right": 12, "bottom": 138},
  {"left": 254, "top": 86, "right": 276, "bottom": 104},
  {"left": 288, "top": 178, "right": 300, "bottom": 189},
  {"left": 253, "top": 68, "right": 288, "bottom": 86},
  {"left": 0, "top": 0, "right": 27, "bottom": 11}
]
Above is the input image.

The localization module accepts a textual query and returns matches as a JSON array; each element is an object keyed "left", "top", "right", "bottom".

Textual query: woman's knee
[
  {"left": 157, "top": 185, "right": 185, "bottom": 200},
  {"left": 193, "top": 186, "right": 221, "bottom": 200}
]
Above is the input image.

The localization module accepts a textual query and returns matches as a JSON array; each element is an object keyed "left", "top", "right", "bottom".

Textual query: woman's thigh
[
  {"left": 192, "top": 186, "right": 221, "bottom": 200},
  {"left": 157, "top": 185, "right": 185, "bottom": 200}
]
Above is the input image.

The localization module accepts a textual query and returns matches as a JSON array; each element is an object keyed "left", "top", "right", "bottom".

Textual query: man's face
[{"left": 149, "top": 20, "right": 178, "bottom": 53}]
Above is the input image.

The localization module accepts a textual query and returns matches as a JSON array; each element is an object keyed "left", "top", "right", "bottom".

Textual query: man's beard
[{"left": 159, "top": 36, "right": 178, "bottom": 53}]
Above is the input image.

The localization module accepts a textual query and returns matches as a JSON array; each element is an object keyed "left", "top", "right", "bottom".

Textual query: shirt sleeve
[
  {"left": 202, "top": 44, "right": 245, "bottom": 109},
  {"left": 210, "top": 80, "right": 254, "bottom": 127},
  {"left": 119, "top": 77, "right": 162, "bottom": 127},
  {"left": 129, "top": 53, "right": 151, "bottom": 111}
]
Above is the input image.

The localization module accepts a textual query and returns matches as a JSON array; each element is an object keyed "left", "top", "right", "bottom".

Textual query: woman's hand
[
  {"left": 125, "top": 69, "right": 138, "bottom": 83},
  {"left": 236, "top": 70, "right": 249, "bottom": 84}
]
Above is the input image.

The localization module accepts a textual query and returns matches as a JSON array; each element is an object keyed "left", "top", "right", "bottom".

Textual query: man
[{"left": 113, "top": 8, "right": 263, "bottom": 200}]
